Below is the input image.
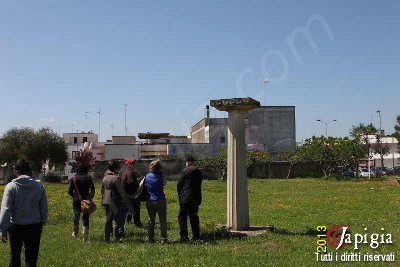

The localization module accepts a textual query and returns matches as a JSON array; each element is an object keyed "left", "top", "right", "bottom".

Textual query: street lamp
[
  {"left": 316, "top": 119, "right": 337, "bottom": 137},
  {"left": 376, "top": 110, "right": 384, "bottom": 167}
]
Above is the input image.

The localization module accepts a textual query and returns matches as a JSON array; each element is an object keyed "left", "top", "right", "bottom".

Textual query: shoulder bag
[{"left": 73, "top": 176, "right": 97, "bottom": 214}]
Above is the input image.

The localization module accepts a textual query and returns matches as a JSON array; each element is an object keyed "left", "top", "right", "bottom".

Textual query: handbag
[
  {"left": 133, "top": 176, "right": 148, "bottom": 202},
  {"left": 73, "top": 176, "right": 97, "bottom": 214}
]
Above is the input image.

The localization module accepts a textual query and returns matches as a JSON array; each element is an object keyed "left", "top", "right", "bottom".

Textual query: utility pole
[
  {"left": 376, "top": 110, "right": 384, "bottom": 167},
  {"left": 71, "top": 121, "right": 76, "bottom": 133},
  {"left": 76, "top": 128, "right": 79, "bottom": 153},
  {"left": 84, "top": 112, "right": 90, "bottom": 132},
  {"left": 316, "top": 119, "right": 337, "bottom": 137},
  {"left": 97, "top": 108, "right": 102, "bottom": 141},
  {"left": 124, "top": 104, "right": 128, "bottom": 136}
]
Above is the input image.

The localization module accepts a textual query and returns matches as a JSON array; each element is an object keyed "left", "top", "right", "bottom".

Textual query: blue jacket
[
  {"left": 0, "top": 175, "right": 48, "bottom": 236},
  {"left": 145, "top": 171, "right": 166, "bottom": 201}
]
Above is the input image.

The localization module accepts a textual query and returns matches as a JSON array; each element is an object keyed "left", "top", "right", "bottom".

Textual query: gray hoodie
[{"left": 0, "top": 175, "right": 48, "bottom": 236}]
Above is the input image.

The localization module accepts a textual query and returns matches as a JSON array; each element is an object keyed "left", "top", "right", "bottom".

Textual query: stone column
[{"left": 210, "top": 98, "right": 260, "bottom": 231}]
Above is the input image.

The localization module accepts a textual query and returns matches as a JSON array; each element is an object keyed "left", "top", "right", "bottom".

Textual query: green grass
[{"left": 1, "top": 178, "right": 400, "bottom": 266}]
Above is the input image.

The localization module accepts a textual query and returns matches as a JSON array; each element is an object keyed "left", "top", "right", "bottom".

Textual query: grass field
[{"left": 1, "top": 177, "right": 400, "bottom": 266}]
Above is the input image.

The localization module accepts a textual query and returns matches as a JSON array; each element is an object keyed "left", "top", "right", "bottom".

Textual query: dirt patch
[{"left": 384, "top": 178, "right": 400, "bottom": 186}]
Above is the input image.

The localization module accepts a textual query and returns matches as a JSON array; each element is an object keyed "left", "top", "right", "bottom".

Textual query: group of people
[
  {"left": 69, "top": 156, "right": 204, "bottom": 244},
  {"left": 0, "top": 156, "right": 203, "bottom": 266}
]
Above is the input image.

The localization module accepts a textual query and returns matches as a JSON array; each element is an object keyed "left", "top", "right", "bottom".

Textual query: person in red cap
[{"left": 119, "top": 159, "right": 143, "bottom": 235}]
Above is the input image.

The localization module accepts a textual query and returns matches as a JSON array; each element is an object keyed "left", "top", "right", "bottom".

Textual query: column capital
[{"left": 210, "top": 97, "right": 260, "bottom": 112}]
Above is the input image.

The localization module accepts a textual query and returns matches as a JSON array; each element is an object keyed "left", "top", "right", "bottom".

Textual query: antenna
[
  {"left": 111, "top": 123, "right": 115, "bottom": 137},
  {"left": 84, "top": 112, "right": 90, "bottom": 132},
  {"left": 97, "top": 108, "right": 102, "bottom": 141},
  {"left": 124, "top": 104, "right": 128, "bottom": 136}
]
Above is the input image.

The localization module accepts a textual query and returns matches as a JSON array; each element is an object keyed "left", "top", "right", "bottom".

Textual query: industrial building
[{"left": 187, "top": 105, "right": 296, "bottom": 157}]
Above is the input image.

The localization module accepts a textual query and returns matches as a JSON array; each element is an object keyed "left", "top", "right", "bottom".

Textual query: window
[
  {"left": 74, "top": 137, "right": 77, "bottom": 144},
  {"left": 83, "top": 137, "right": 88, "bottom": 143},
  {"left": 72, "top": 151, "right": 78, "bottom": 159},
  {"left": 220, "top": 137, "right": 226, "bottom": 143}
]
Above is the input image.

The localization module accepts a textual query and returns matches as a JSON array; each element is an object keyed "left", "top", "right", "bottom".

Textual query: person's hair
[
  {"left": 186, "top": 157, "right": 196, "bottom": 165},
  {"left": 149, "top": 159, "right": 162, "bottom": 172},
  {"left": 108, "top": 160, "right": 120, "bottom": 172},
  {"left": 14, "top": 159, "right": 30, "bottom": 175},
  {"left": 76, "top": 162, "right": 89, "bottom": 174}
]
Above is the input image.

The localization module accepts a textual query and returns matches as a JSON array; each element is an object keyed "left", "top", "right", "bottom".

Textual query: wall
[
  {"left": 189, "top": 107, "right": 296, "bottom": 157},
  {"left": 104, "top": 144, "right": 140, "bottom": 160},
  {"left": 112, "top": 136, "right": 136, "bottom": 144},
  {"left": 248, "top": 106, "right": 296, "bottom": 155},
  {"left": 167, "top": 144, "right": 215, "bottom": 158},
  {"left": 169, "top": 137, "right": 191, "bottom": 144},
  {"left": 63, "top": 133, "right": 98, "bottom": 144},
  {"left": 140, "top": 144, "right": 168, "bottom": 157},
  {"left": 201, "top": 161, "right": 324, "bottom": 180},
  {"left": 191, "top": 119, "right": 207, "bottom": 143}
]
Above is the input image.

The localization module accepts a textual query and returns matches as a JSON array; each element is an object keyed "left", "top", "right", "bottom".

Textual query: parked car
[
  {"left": 389, "top": 166, "right": 400, "bottom": 175},
  {"left": 372, "top": 167, "right": 390, "bottom": 176},
  {"left": 342, "top": 168, "right": 355, "bottom": 177},
  {"left": 355, "top": 168, "right": 376, "bottom": 178}
]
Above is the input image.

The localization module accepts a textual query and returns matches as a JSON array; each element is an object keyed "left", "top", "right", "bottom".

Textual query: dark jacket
[
  {"left": 68, "top": 173, "right": 95, "bottom": 201},
  {"left": 101, "top": 170, "right": 133, "bottom": 213},
  {"left": 177, "top": 166, "right": 203, "bottom": 205},
  {"left": 145, "top": 171, "right": 167, "bottom": 201},
  {"left": 121, "top": 167, "right": 140, "bottom": 195}
]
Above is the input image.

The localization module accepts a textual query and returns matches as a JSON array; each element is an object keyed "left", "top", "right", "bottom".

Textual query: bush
[{"left": 43, "top": 171, "right": 63, "bottom": 183}]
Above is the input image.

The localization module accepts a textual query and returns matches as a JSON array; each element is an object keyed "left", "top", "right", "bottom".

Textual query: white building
[
  {"left": 367, "top": 135, "right": 400, "bottom": 168},
  {"left": 63, "top": 132, "right": 105, "bottom": 178}
]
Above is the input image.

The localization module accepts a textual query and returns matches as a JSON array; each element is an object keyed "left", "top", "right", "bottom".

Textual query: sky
[{"left": 0, "top": 0, "right": 399, "bottom": 142}]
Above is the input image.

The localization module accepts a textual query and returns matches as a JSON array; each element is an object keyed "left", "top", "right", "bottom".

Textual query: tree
[
  {"left": 371, "top": 133, "right": 390, "bottom": 167},
  {"left": 284, "top": 136, "right": 367, "bottom": 178},
  {"left": 0, "top": 127, "right": 68, "bottom": 173},
  {"left": 394, "top": 115, "right": 400, "bottom": 163},
  {"left": 349, "top": 123, "right": 378, "bottom": 139},
  {"left": 350, "top": 123, "right": 389, "bottom": 167}
]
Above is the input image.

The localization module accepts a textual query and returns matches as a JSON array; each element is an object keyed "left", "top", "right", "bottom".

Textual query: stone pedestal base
[{"left": 216, "top": 224, "right": 273, "bottom": 236}]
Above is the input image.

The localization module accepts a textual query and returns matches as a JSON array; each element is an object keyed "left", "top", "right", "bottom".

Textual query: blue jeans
[
  {"left": 118, "top": 203, "right": 127, "bottom": 235},
  {"left": 118, "top": 200, "right": 142, "bottom": 234}
]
